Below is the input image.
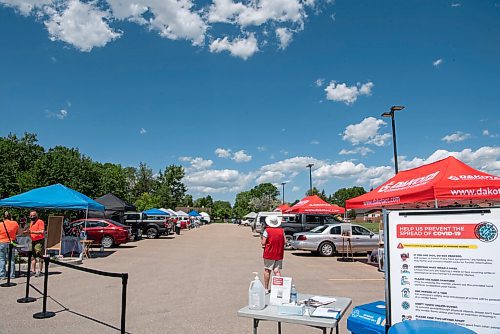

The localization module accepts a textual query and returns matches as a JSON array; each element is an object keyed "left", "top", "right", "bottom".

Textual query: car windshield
[{"left": 309, "top": 225, "right": 330, "bottom": 233}]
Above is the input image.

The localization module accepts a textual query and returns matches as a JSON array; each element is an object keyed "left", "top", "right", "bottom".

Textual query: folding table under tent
[{"left": 346, "top": 156, "right": 500, "bottom": 210}]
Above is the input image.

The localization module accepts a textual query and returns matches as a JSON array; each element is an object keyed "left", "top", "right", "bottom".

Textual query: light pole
[
  {"left": 306, "top": 164, "right": 314, "bottom": 195},
  {"left": 281, "top": 182, "right": 286, "bottom": 204},
  {"left": 381, "top": 105, "right": 404, "bottom": 174}
]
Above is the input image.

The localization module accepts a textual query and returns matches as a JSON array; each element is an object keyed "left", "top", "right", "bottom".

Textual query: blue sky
[{"left": 1, "top": 0, "right": 499, "bottom": 203}]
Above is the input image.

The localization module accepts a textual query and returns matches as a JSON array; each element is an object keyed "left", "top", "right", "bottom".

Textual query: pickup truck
[
  {"left": 123, "top": 212, "right": 173, "bottom": 239},
  {"left": 260, "top": 213, "right": 341, "bottom": 249}
]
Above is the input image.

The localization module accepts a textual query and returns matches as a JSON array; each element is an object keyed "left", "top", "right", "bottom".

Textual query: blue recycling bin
[
  {"left": 388, "top": 320, "right": 476, "bottom": 334},
  {"left": 347, "top": 301, "right": 386, "bottom": 334}
]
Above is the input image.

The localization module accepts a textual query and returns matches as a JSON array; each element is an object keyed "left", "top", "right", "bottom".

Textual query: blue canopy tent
[
  {"left": 0, "top": 183, "right": 104, "bottom": 259},
  {"left": 188, "top": 210, "right": 201, "bottom": 216},
  {"left": 143, "top": 208, "right": 169, "bottom": 216},
  {"left": 0, "top": 183, "right": 104, "bottom": 211}
]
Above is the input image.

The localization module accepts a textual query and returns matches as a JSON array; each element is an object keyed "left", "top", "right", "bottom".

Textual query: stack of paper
[{"left": 310, "top": 307, "right": 340, "bottom": 319}]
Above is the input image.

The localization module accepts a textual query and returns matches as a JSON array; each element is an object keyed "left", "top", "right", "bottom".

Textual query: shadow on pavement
[{"left": 88, "top": 250, "right": 116, "bottom": 258}]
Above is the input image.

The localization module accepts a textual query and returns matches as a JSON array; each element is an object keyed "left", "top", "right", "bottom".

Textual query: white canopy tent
[
  {"left": 200, "top": 212, "right": 211, "bottom": 223},
  {"left": 244, "top": 212, "right": 257, "bottom": 219},
  {"left": 160, "top": 208, "right": 178, "bottom": 216},
  {"left": 176, "top": 210, "right": 189, "bottom": 217}
]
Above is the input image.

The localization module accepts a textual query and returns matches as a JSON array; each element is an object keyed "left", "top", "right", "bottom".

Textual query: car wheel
[
  {"left": 318, "top": 242, "right": 335, "bottom": 257},
  {"left": 101, "top": 235, "right": 114, "bottom": 248},
  {"left": 146, "top": 227, "right": 159, "bottom": 239},
  {"left": 285, "top": 235, "right": 293, "bottom": 250}
]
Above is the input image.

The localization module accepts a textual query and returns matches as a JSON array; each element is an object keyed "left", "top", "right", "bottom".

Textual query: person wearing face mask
[{"left": 28, "top": 211, "right": 45, "bottom": 277}]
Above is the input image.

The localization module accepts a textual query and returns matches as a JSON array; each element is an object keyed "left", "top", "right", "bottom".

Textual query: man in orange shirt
[
  {"left": 0, "top": 211, "right": 19, "bottom": 279},
  {"left": 29, "top": 211, "right": 45, "bottom": 277}
]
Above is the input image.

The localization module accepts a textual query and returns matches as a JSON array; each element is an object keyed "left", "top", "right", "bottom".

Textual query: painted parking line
[{"left": 328, "top": 278, "right": 385, "bottom": 281}]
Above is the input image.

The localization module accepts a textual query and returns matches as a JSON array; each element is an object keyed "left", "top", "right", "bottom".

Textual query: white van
[{"left": 252, "top": 211, "right": 295, "bottom": 234}]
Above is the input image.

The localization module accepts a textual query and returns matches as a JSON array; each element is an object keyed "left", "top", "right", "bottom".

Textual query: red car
[{"left": 70, "top": 219, "right": 131, "bottom": 248}]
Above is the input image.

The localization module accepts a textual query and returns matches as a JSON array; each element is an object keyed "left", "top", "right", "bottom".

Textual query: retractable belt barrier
[{"left": 27, "top": 254, "right": 129, "bottom": 334}]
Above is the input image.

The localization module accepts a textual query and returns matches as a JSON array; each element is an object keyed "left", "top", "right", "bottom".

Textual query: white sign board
[
  {"left": 270, "top": 276, "right": 292, "bottom": 306},
  {"left": 386, "top": 208, "right": 500, "bottom": 333}
]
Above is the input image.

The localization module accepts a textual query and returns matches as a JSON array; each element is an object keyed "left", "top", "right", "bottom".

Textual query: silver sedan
[{"left": 290, "top": 224, "right": 379, "bottom": 256}]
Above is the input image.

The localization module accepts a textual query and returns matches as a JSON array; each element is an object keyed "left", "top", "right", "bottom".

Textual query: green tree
[
  {"left": 329, "top": 186, "right": 366, "bottom": 207},
  {"left": 29, "top": 146, "right": 100, "bottom": 197},
  {"left": 95, "top": 163, "right": 129, "bottom": 199},
  {"left": 305, "top": 187, "right": 328, "bottom": 201},
  {"left": 0, "top": 132, "right": 44, "bottom": 197},
  {"left": 182, "top": 194, "right": 193, "bottom": 207},
  {"left": 193, "top": 195, "right": 213, "bottom": 209},
  {"left": 134, "top": 192, "right": 162, "bottom": 211},
  {"left": 232, "top": 190, "right": 252, "bottom": 218},
  {"left": 212, "top": 200, "right": 232, "bottom": 220},
  {"left": 133, "top": 162, "right": 156, "bottom": 198},
  {"left": 156, "top": 165, "right": 187, "bottom": 208},
  {"left": 247, "top": 183, "right": 280, "bottom": 211}
]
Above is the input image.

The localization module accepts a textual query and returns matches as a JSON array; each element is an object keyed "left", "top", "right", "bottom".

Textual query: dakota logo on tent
[
  {"left": 448, "top": 175, "right": 500, "bottom": 181},
  {"left": 377, "top": 171, "right": 440, "bottom": 193}
]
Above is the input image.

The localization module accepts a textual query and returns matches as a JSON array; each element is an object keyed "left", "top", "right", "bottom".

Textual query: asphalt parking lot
[{"left": 0, "top": 224, "right": 384, "bottom": 334}]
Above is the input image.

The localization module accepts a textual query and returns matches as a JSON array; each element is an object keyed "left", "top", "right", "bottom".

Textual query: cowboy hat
[{"left": 265, "top": 215, "right": 282, "bottom": 228}]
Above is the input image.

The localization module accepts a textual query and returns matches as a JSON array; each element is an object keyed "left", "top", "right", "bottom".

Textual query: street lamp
[
  {"left": 306, "top": 163, "right": 314, "bottom": 194},
  {"left": 381, "top": 105, "right": 405, "bottom": 174},
  {"left": 281, "top": 182, "right": 286, "bottom": 204}
]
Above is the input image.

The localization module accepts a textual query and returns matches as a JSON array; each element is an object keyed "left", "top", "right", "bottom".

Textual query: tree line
[{"left": 1, "top": 132, "right": 366, "bottom": 220}]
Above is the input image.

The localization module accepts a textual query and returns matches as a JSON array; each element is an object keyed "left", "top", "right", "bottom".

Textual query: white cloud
[
  {"left": 215, "top": 147, "right": 232, "bottom": 158},
  {"left": 339, "top": 147, "right": 374, "bottom": 156},
  {"left": 276, "top": 27, "right": 293, "bottom": 50},
  {"left": 257, "top": 146, "right": 267, "bottom": 151},
  {"left": 139, "top": 128, "right": 146, "bottom": 134},
  {"left": 451, "top": 3, "right": 462, "bottom": 7},
  {"left": 342, "top": 117, "right": 389, "bottom": 146},
  {"left": 483, "top": 129, "right": 499, "bottom": 138},
  {"left": 433, "top": 58, "right": 443, "bottom": 67},
  {"left": 324, "top": 81, "right": 374, "bottom": 105},
  {"left": 184, "top": 169, "right": 253, "bottom": 193},
  {"left": 207, "top": 0, "right": 246, "bottom": 23},
  {"left": 260, "top": 156, "right": 324, "bottom": 177},
  {"left": 232, "top": 150, "right": 252, "bottom": 163},
  {"left": 310, "top": 140, "right": 320, "bottom": 145},
  {"left": 0, "top": 0, "right": 51, "bottom": 15},
  {"left": 292, "top": 186, "right": 300, "bottom": 192},
  {"left": 57, "top": 109, "right": 68, "bottom": 119},
  {"left": 44, "top": 0, "right": 122, "bottom": 52},
  {"left": 179, "top": 156, "right": 213, "bottom": 170},
  {"left": 315, "top": 78, "right": 325, "bottom": 87},
  {"left": 256, "top": 170, "right": 285, "bottom": 184},
  {"left": 280, "top": 150, "right": 289, "bottom": 156},
  {"left": 442, "top": 131, "right": 471, "bottom": 143},
  {"left": 209, "top": 33, "right": 259, "bottom": 60}
]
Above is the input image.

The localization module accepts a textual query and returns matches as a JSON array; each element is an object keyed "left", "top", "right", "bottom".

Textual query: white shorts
[{"left": 264, "top": 259, "right": 283, "bottom": 271}]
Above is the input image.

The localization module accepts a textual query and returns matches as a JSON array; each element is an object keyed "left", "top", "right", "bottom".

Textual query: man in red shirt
[
  {"left": 0, "top": 211, "right": 19, "bottom": 279},
  {"left": 261, "top": 216, "right": 285, "bottom": 292},
  {"left": 29, "top": 211, "right": 45, "bottom": 276}
]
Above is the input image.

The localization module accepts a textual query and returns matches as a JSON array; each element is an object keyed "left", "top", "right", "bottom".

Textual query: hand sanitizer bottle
[
  {"left": 290, "top": 284, "right": 298, "bottom": 304},
  {"left": 249, "top": 272, "right": 266, "bottom": 310}
]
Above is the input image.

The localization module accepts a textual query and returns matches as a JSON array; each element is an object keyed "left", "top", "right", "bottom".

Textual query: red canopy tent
[
  {"left": 346, "top": 156, "right": 500, "bottom": 209},
  {"left": 274, "top": 204, "right": 291, "bottom": 212},
  {"left": 285, "top": 195, "right": 346, "bottom": 214}
]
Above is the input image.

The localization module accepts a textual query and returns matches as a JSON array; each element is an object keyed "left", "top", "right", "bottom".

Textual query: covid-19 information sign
[{"left": 385, "top": 208, "right": 500, "bottom": 333}]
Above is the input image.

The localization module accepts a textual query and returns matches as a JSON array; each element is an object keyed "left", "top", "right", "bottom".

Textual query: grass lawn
[{"left": 356, "top": 222, "right": 382, "bottom": 233}]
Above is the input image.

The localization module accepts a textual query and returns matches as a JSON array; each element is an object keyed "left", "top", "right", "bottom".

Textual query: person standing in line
[
  {"left": 0, "top": 212, "right": 19, "bottom": 279},
  {"left": 261, "top": 216, "right": 285, "bottom": 293},
  {"left": 29, "top": 211, "right": 45, "bottom": 277}
]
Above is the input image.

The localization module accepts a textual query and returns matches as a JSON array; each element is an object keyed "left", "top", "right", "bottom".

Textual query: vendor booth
[
  {"left": 0, "top": 183, "right": 105, "bottom": 258},
  {"left": 344, "top": 157, "right": 500, "bottom": 334},
  {"left": 274, "top": 204, "right": 290, "bottom": 212},
  {"left": 90, "top": 193, "right": 136, "bottom": 223}
]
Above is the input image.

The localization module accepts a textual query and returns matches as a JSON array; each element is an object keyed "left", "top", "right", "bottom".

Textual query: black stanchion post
[
  {"left": 120, "top": 273, "right": 128, "bottom": 334},
  {"left": 33, "top": 255, "right": 55, "bottom": 319},
  {"left": 1, "top": 243, "right": 17, "bottom": 287},
  {"left": 18, "top": 250, "right": 36, "bottom": 303}
]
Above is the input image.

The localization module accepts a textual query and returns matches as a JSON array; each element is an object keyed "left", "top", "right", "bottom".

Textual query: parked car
[
  {"left": 290, "top": 224, "right": 379, "bottom": 256},
  {"left": 70, "top": 219, "right": 132, "bottom": 248},
  {"left": 124, "top": 212, "right": 172, "bottom": 239},
  {"left": 177, "top": 217, "right": 190, "bottom": 229},
  {"left": 260, "top": 213, "right": 342, "bottom": 249}
]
